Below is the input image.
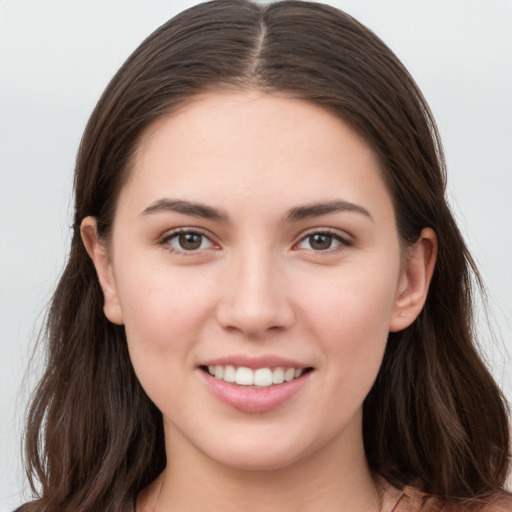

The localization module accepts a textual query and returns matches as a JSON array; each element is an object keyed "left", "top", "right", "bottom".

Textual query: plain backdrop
[{"left": 1, "top": 1, "right": 511, "bottom": 509}]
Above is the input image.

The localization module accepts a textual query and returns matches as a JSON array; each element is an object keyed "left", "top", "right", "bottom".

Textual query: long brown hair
[{"left": 18, "top": 1, "right": 510, "bottom": 510}]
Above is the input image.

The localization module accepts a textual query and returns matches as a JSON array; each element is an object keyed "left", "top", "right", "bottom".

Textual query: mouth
[
  {"left": 200, "top": 365, "right": 313, "bottom": 388},
  {"left": 199, "top": 361, "right": 314, "bottom": 413}
]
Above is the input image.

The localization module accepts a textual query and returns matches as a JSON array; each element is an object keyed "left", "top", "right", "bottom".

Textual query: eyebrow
[
  {"left": 140, "top": 198, "right": 372, "bottom": 223},
  {"left": 140, "top": 199, "right": 228, "bottom": 221},
  {"left": 285, "top": 200, "right": 373, "bottom": 223}
]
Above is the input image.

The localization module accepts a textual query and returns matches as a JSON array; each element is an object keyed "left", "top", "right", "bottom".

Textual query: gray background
[{"left": 1, "top": 1, "right": 511, "bottom": 509}]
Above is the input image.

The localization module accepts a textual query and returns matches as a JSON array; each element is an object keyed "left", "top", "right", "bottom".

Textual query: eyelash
[
  {"left": 159, "top": 227, "right": 352, "bottom": 255},
  {"left": 159, "top": 228, "right": 216, "bottom": 255},
  {"left": 294, "top": 228, "right": 352, "bottom": 253}
]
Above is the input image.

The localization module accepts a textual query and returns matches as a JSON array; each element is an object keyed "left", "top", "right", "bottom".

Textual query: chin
[
  {"left": 209, "top": 446, "right": 304, "bottom": 472},
  {"left": 196, "top": 426, "right": 329, "bottom": 473}
]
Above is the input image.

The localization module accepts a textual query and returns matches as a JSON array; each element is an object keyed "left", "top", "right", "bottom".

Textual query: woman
[{"left": 17, "top": 1, "right": 511, "bottom": 511}]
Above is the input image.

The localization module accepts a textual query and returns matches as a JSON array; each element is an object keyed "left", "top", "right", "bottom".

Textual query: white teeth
[
  {"left": 272, "top": 367, "right": 285, "bottom": 384},
  {"left": 254, "top": 368, "right": 273, "bottom": 387},
  {"left": 235, "top": 367, "right": 254, "bottom": 385},
  {"left": 214, "top": 365, "right": 224, "bottom": 379},
  {"left": 284, "top": 368, "right": 295, "bottom": 382},
  {"left": 223, "top": 365, "right": 236, "bottom": 383},
  {"left": 207, "top": 365, "right": 306, "bottom": 387}
]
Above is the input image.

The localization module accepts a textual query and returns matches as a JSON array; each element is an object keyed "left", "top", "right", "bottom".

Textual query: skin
[{"left": 82, "top": 92, "right": 436, "bottom": 511}]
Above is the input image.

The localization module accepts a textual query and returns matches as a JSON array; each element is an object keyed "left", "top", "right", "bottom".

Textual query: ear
[
  {"left": 80, "top": 217, "right": 124, "bottom": 325},
  {"left": 389, "top": 228, "right": 437, "bottom": 332}
]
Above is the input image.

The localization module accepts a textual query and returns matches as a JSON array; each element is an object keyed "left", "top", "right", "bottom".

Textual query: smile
[
  {"left": 205, "top": 365, "right": 307, "bottom": 388},
  {"left": 200, "top": 363, "right": 313, "bottom": 413}
]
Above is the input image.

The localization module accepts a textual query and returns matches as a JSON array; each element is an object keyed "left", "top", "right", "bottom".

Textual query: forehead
[{"left": 120, "top": 92, "right": 393, "bottom": 220}]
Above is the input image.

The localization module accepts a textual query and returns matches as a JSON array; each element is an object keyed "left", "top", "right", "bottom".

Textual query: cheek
[
  {"left": 114, "top": 265, "right": 220, "bottom": 409},
  {"left": 303, "top": 264, "right": 397, "bottom": 336},
  {"left": 298, "top": 263, "right": 399, "bottom": 384},
  {"left": 113, "top": 261, "right": 218, "bottom": 377}
]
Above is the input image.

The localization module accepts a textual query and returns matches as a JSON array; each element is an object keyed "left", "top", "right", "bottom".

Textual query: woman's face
[{"left": 85, "top": 92, "right": 430, "bottom": 471}]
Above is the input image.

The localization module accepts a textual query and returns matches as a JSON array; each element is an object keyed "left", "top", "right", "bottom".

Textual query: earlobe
[
  {"left": 389, "top": 228, "right": 437, "bottom": 332},
  {"left": 80, "top": 217, "right": 124, "bottom": 325}
]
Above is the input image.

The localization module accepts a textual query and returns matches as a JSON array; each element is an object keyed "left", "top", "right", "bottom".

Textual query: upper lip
[{"left": 199, "top": 355, "right": 311, "bottom": 370}]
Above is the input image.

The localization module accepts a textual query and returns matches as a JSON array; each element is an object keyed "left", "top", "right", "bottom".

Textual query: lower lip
[{"left": 199, "top": 370, "right": 311, "bottom": 413}]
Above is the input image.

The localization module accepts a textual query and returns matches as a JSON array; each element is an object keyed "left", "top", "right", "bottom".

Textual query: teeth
[
  {"left": 214, "top": 365, "right": 223, "bottom": 379},
  {"left": 207, "top": 365, "right": 306, "bottom": 388},
  {"left": 272, "top": 367, "right": 284, "bottom": 384},
  {"left": 254, "top": 368, "right": 273, "bottom": 387},
  {"left": 223, "top": 365, "right": 236, "bottom": 383},
  {"left": 284, "top": 368, "right": 295, "bottom": 382},
  {"left": 235, "top": 367, "right": 254, "bottom": 386}
]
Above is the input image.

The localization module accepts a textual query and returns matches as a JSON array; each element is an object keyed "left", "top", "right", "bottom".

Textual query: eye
[
  {"left": 163, "top": 230, "right": 214, "bottom": 252},
  {"left": 296, "top": 231, "right": 349, "bottom": 252}
]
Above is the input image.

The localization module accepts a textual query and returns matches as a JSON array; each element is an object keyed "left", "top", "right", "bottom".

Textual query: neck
[{"left": 141, "top": 421, "right": 384, "bottom": 512}]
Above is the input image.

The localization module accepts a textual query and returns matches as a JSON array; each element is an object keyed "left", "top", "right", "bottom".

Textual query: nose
[{"left": 215, "top": 247, "right": 295, "bottom": 338}]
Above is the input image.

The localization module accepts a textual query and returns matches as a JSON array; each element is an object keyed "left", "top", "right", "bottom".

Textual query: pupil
[
  {"left": 310, "top": 234, "right": 332, "bottom": 250},
  {"left": 179, "top": 233, "right": 202, "bottom": 250}
]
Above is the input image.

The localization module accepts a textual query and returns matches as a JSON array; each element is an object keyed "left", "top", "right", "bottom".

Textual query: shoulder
[
  {"left": 482, "top": 494, "right": 512, "bottom": 512},
  {"left": 395, "top": 487, "right": 512, "bottom": 512}
]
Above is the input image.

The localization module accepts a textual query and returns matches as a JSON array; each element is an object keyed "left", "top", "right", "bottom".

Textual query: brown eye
[
  {"left": 166, "top": 231, "right": 213, "bottom": 252},
  {"left": 309, "top": 233, "right": 334, "bottom": 250},
  {"left": 296, "top": 231, "right": 346, "bottom": 252},
  {"left": 178, "top": 233, "right": 203, "bottom": 250}
]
